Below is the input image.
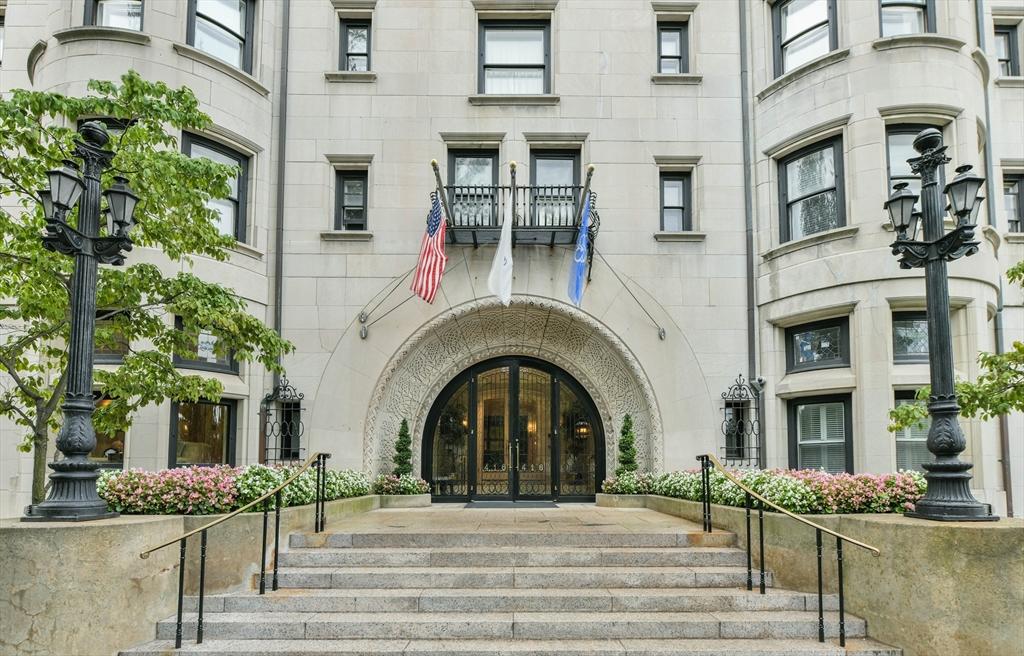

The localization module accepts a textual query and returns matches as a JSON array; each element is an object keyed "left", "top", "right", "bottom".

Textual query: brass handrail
[
  {"left": 704, "top": 453, "right": 880, "bottom": 556},
  {"left": 139, "top": 451, "right": 330, "bottom": 559}
]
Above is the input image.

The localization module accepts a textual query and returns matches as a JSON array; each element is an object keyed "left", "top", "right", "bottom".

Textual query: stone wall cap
[
  {"left": 54, "top": 25, "right": 151, "bottom": 46},
  {"left": 325, "top": 70, "right": 377, "bottom": 83},
  {"left": 871, "top": 34, "right": 966, "bottom": 53},
  {"left": 651, "top": 73, "right": 703, "bottom": 85}
]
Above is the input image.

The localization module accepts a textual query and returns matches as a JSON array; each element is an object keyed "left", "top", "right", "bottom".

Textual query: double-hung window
[
  {"left": 335, "top": 171, "right": 368, "bottom": 230},
  {"left": 1004, "top": 174, "right": 1023, "bottom": 233},
  {"left": 532, "top": 150, "right": 580, "bottom": 227},
  {"left": 187, "top": 0, "right": 256, "bottom": 72},
  {"left": 880, "top": 0, "right": 935, "bottom": 37},
  {"left": 340, "top": 19, "right": 370, "bottom": 71},
  {"left": 788, "top": 395, "right": 852, "bottom": 474},
  {"left": 779, "top": 137, "right": 845, "bottom": 242},
  {"left": 86, "top": 0, "right": 143, "bottom": 30},
  {"left": 660, "top": 173, "right": 692, "bottom": 231},
  {"left": 449, "top": 150, "right": 498, "bottom": 227},
  {"left": 894, "top": 391, "right": 930, "bottom": 471},
  {"left": 785, "top": 316, "right": 850, "bottom": 373},
  {"left": 995, "top": 25, "right": 1021, "bottom": 77},
  {"left": 170, "top": 399, "right": 237, "bottom": 467},
  {"left": 183, "top": 133, "right": 248, "bottom": 242},
  {"left": 892, "top": 311, "right": 929, "bottom": 363},
  {"left": 772, "top": 0, "right": 837, "bottom": 77},
  {"left": 886, "top": 124, "right": 931, "bottom": 210},
  {"left": 479, "top": 21, "right": 550, "bottom": 95},
  {"left": 0, "top": 13, "right": 6, "bottom": 66},
  {"left": 657, "top": 22, "right": 688, "bottom": 73}
]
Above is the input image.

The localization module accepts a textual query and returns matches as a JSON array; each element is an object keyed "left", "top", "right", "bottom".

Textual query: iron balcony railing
[{"left": 445, "top": 184, "right": 583, "bottom": 230}]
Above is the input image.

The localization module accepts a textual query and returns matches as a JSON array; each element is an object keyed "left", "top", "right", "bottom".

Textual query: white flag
[{"left": 487, "top": 192, "right": 514, "bottom": 306}]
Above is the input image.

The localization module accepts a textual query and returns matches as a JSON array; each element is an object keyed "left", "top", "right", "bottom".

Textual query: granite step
[{"left": 289, "top": 531, "right": 736, "bottom": 549}]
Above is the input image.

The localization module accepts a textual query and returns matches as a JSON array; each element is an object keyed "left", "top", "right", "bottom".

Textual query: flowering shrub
[
  {"left": 603, "top": 468, "right": 926, "bottom": 515},
  {"left": 372, "top": 473, "right": 430, "bottom": 495},
  {"left": 98, "top": 464, "right": 372, "bottom": 515}
]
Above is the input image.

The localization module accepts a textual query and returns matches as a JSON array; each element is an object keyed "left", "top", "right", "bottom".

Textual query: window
[
  {"left": 173, "top": 316, "right": 238, "bottom": 373},
  {"left": 892, "top": 311, "right": 929, "bottom": 362},
  {"left": 660, "top": 173, "right": 692, "bottom": 231},
  {"left": 894, "top": 391, "right": 930, "bottom": 471},
  {"left": 183, "top": 133, "right": 248, "bottom": 242},
  {"left": 785, "top": 316, "right": 850, "bottom": 372},
  {"left": 91, "top": 394, "right": 126, "bottom": 468},
  {"left": 886, "top": 124, "right": 930, "bottom": 210},
  {"left": 479, "top": 21, "right": 550, "bottom": 94},
  {"left": 1005, "top": 174, "right": 1023, "bottom": 233},
  {"left": 340, "top": 19, "right": 370, "bottom": 71},
  {"left": 772, "top": 0, "right": 837, "bottom": 77},
  {"left": 1, "top": 13, "right": 5, "bottom": 66},
  {"left": 531, "top": 150, "right": 580, "bottom": 227},
  {"left": 779, "top": 137, "right": 845, "bottom": 242},
  {"left": 657, "top": 22, "right": 688, "bottom": 73},
  {"left": 788, "top": 395, "right": 852, "bottom": 474},
  {"left": 170, "top": 399, "right": 236, "bottom": 467},
  {"left": 995, "top": 25, "right": 1021, "bottom": 77},
  {"left": 335, "top": 171, "right": 368, "bottom": 230},
  {"left": 95, "top": 309, "right": 130, "bottom": 363},
  {"left": 187, "top": 0, "right": 256, "bottom": 72},
  {"left": 880, "top": 0, "right": 934, "bottom": 37},
  {"left": 86, "top": 0, "right": 143, "bottom": 30},
  {"left": 448, "top": 150, "right": 498, "bottom": 226}
]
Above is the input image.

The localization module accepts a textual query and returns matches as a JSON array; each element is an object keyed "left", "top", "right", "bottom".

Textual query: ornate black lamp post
[
  {"left": 885, "top": 127, "right": 996, "bottom": 522},
  {"left": 23, "top": 121, "right": 138, "bottom": 522}
]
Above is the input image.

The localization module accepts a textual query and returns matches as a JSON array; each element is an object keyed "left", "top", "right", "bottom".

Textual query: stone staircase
[{"left": 122, "top": 506, "right": 900, "bottom": 655}]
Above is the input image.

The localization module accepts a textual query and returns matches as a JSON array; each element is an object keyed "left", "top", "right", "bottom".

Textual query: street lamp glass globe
[
  {"left": 37, "top": 189, "right": 54, "bottom": 221},
  {"left": 103, "top": 176, "right": 139, "bottom": 234},
  {"left": 885, "top": 182, "right": 918, "bottom": 235},
  {"left": 47, "top": 161, "right": 84, "bottom": 211},
  {"left": 944, "top": 165, "right": 984, "bottom": 218}
]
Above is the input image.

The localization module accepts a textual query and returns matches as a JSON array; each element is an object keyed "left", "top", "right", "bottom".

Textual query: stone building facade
[{"left": 0, "top": 0, "right": 1021, "bottom": 514}]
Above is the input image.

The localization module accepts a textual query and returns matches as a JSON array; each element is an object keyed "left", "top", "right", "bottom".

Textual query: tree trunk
[{"left": 32, "top": 430, "right": 48, "bottom": 504}]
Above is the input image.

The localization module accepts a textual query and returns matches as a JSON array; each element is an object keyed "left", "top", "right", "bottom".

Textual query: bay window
[{"left": 772, "top": 0, "right": 837, "bottom": 76}]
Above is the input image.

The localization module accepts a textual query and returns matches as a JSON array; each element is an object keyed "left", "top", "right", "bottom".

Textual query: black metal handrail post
[
  {"left": 837, "top": 537, "right": 846, "bottom": 647},
  {"left": 745, "top": 491, "right": 752, "bottom": 591},
  {"left": 259, "top": 501, "right": 269, "bottom": 595},
  {"left": 758, "top": 499, "right": 765, "bottom": 594},
  {"left": 197, "top": 529, "right": 207, "bottom": 644},
  {"left": 174, "top": 538, "right": 186, "bottom": 649},
  {"left": 314, "top": 455, "right": 323, "bottom": 533},
  {"left": 816, "top": 528, "right": 824, "bottom": 643},
  {"left": 273, "top": 489, "right": 282, "bottom": 591}
]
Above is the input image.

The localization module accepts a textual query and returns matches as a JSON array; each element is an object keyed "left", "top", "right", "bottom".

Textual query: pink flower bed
[{"left": 98, "top": 465, "right": 241, "bottom": 515}]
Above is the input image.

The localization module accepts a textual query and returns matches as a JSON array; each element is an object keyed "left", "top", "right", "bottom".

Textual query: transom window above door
[{"left": 479, "top": 22, "right": 550, "bottom": 94}]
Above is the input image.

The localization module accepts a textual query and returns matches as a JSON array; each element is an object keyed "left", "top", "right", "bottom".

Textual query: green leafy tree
[
  {"left": 0, "top": 72, "right": 292, "bottom": 503},
  {"left": 393, "top": 419, "right": 413, "bottom": 476},
  {"left": 615, "top": 414, "right": 638, "bottom": 476},
  {"left": 889, "top": 260, "right": 1024, "bottom": 431}
]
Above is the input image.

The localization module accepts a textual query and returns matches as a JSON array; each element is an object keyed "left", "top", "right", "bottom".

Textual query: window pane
[
  {"left": 197, "top": 0, "right": 245, "bottom": 35},
  {"left": 660, "top": 30, "right": 681, "bottom": 56},
  {"left": 994, "top": 33, "right": 1009, "bottom": 62},
  {"left": 796, "top": 401, "right": 846, "bottom": 473},
  {"left": 195, "top": 17, "right": 243, "bottom": 68},
  {"left": 799, "top": 442, "right": 846, "bottom": 473},
  {"left": 344, "top": 208, "right": 365, "bottom": 224},
  {"left": 1004, "top": 180, "right": 1019, "bottom": 224},
  {"left": 881, "top": 6, "right": 925, "bottom": 37},
  {"left": 663, "top": 178, "right": 684, "bottom": 206},
  {"left": 484, "top": 28, "right": 545, "bottom": 65},
  {"left": 484, "top": 67, "right": 545, "bottom": 94},
  {"left": 663, "top": 208, "right": 684, "bottom": 231},
  {"left": 176, "top": 402, "right": 230, "bottom": 465},
  {"left": 454, "top": 157, "right": 494, "bottom": 186},
  {"left": 895, "top": 398, "right": 930, "bottom": 471},
  {"left": 347, "top": 55, "right": 368, "bottom": 71},
  {"left": 206, "top": 197, "right": 237, "bottom": 237},
  {"left": 347, "top": 27, "right": 368, "bottom": 54},
  {"left": 783, "top": 23, "right": 830, "bottom": 72},
  {"left": 660, "top": 57, "right": 680, "bottom": 73},
  {"left": 781, "top": 0, "right": 828, "bottom": 42},
  {"left": 787, "top": 146, "right": 835, "bottom": 199},
  {"left": 793, "top": 324, "right": 842, "bottom": 366},
  {"left": 535, "top": 158, "right": 575, "bottom": 186},
  {"left": 95, "top": 315, "right": 129, "bottom": 358},
  {"left": 97, "top": 0, "right": 143, "bottom": 30},
  {"left": 190, "top": 143, "right": 239, "bottom": 197},
  {"left": 790, "top": 189, "right": 839, "bottom": 238},
  {"left": 893, "top": 316, "right": 928, "bottom": 358},
  {"left": 91, "top": 397, "right": 125, "bottom": 466},
  {"left": 343, "top": 179, "right": 365, "bottom": 206},
  {"left": 887, "top": 131, "right": 918, "bottom": 178}
]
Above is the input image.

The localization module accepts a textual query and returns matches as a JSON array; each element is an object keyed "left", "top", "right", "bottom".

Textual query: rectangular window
[
  {"left": 893, "top": 311, "right": 929, "bottom": 362},
  {"left": 91, "top": 394, "right": 126, "bottom": 468},
  {"left": 1005, "top": 174, "right": 1023, "bottom": 233},
  {"left": 95, "top": 309, "right": 130, "bottom": 363},
  {"left": 183, "top": 133, "right": 248, "bottom": 242},
  {"left": 448, "top": 150, "right": 498, "bottom": 227},
  {"left": 340, "top": 19, "right": 370, "bottom": 71},
  {"left": 779, "top": 137, "right": 845, "bottom": 242},
  {"left": 657, "top": 22, "right": 688, "bottom": 73},
  {"left": 886, "top": 124, "right": 931, "bottom": 210},
  {"left": 894, "top": 390, "right": 930, "bottom": 471},
  {"left": 995, "top": 25, "right": 1021, "bottom": 77},
  {"left": 187, "top": 0, "right": 256, "bottom": 72},
  {"left": 173, "top": 316, "right": 238, "bottom": 373},
  {"left": 785, "top": 316, "right": 850, "bottom": 372},
  {"left": 660, "top": 173, "right": 692, "bottom": 231},
  {"left": 788, "top": 395, "right": 853, "bottom": 474},
  {"left": 479, "top": 21, "right": 550, "bottom": 95},
  {"left": 531, "top": 150, "right": 580, "bottom": 228},
  {"left": 880, "top": 0, "right": 934, "bottom": 38},
  {"left": 86, "top": 0, "right": 143, "bottom": 30},
  {"left": 1, "top": 14, "right": 5, "bottom": 66},
  {"left": 335, "top": 170, "right": 368, "bottom": 230},
  {"left": 772, "top": 0, "right": 837, "bottom": 77},
  {"left": 170, "top": 399, "right": 237, "bottom": 467}
]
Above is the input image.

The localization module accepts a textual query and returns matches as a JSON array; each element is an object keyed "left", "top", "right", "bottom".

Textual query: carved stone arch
[{"left": 363, "top": 295, "right": 662, "bottom": 476}]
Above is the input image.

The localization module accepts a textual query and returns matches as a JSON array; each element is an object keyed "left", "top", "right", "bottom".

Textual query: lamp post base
[
  {"left": 904, "top": 462, "right": 999, "bottom": 522},
  {"left": 21, "top": 463, "right": 118, "bottom": 522},
  {"left": 905, "top": 502, "right": 998, "bottom": 522}
]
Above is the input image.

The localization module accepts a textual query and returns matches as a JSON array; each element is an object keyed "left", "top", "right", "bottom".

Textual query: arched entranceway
[{"left": 422, "top": 357, "right": 605, "bottom": 502}]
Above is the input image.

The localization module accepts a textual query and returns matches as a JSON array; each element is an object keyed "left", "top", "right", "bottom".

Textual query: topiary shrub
[
  {"left": 373, "top": 473, "right": 430, "bottom": 495},
  {"left": 393, "top": 418, "right": 413, "bottom": 476},
  {"left": 614, "top": 414, "right": 638, "bottom": 476}
]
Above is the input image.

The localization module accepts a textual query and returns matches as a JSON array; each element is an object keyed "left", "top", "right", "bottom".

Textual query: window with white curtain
[
  {"left": 789, "top": 396, "right": 851, "bottom": 474},
  {"left": 772, "top": 0, "right": 837, "bottom": 76},
  {"left": 479, "top": 22, "right": 550, "bottom": 95},
  {"left": 87, "top": 0, "right": 143, "bottom": 30},
  {"left": 894, "top": 392, "right": 930, "bottom": 471},
  {"left": 779, "top": 136, "right": 845, "bottom": 242}
]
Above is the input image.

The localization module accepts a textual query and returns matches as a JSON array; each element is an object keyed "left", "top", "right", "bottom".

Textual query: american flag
[{"left": 410, "top": 193, "right": 448, "bottom": 304}]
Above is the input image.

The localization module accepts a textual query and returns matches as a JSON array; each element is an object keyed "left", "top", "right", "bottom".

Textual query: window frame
[
  {"left": 182, "top": 132, "right": 249, "bottom": 243},
  {"left": 778, "top": 135, "right": 846, "bottom": 244},
  {"left": 657, "top": 21, "right": 688, "bottom": 74},
  {"left": 94, "top": 309, "right": 130, "bottom": 364},
  {"left": 787, "top": 393, "right": 854, "bottom": 474},
  {"left": 659, "top": 172, "right": 693, "bottom": 232},
  {"left": 172, "top": 315, "right": 240, "bottom": 374},
  {"left": 340, "top": 17, "right": 371, "bottom": 71},
  {"left": 529, "top": 149, "right": 581, "bottom": 187},
  {"left": 894, "top": 389, "right": 930, "bottom": 471},
  {"left": 1004, "top": 173, "right": 1023, "bottom": 233},
  {"left": 168, "top": 398, "right": 238, "bottom": 468},
  {"left": 885, "top": 123, "right": 932, "bottom": 206},
  {"left": 448, "top": 149, "right": 500, "bottom": 187},
  {"left": 785, "top": 315, "right": 851, "bottom": 373},
  {"left": 478, "top": 20, "right": 551, "bottom": 95},
  {"left": 892, "top": 310, "right": 929, "bottom": 363},
  {"left": 1, "top": 13, "right": 6, "bottom": 67},
  {"left": 772, "top": 0, "right": 838, "bottom": 78},
  {"left": 878, "top": 0, "right": 935, "bottom": 38},
  {"left": 85, "top": 0, "right": 145, "bottom": 30},
  {"left": 995, "top": 25, "right": 1021, "bottom": 77},
  {"left": 186, "top": 0, "right": 257, "bottom": 73},
  {"left": 334, "top": 170, "right": 369, "bottom": 231}
]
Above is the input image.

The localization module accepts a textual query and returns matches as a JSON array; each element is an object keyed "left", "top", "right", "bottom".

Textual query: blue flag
[{"left": 568, "top": 192, "right": 591, "bottom": 306}]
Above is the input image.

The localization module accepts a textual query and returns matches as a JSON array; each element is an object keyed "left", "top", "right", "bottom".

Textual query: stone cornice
[
  {"left": 651, "top": 73, "right": 702, "bottom": 85},
  {"left": 762, "top": 114, "right": 852, "bottom": 158},
  {"left": 523, "top": 131, "right": 588, "bottom": 146},
  {"left": 53, "top": 26, "right": 151, "bottom": 46},
  {"left": 878, "top": 103, "right": 963, "bottom": 120},
  {"left": 471, "top": 0, "right": 558, "bottom": 10},
  {"left": 27, "top": 40, "right": 47, "bottom": 85},
  {"left": 325, "top": 154, "right": 374, "bottom": 169},
  {"left": 756, "top": 48, "right": 850, "bottom": 102},
  {"left": 761, "top": 226, "right": 859, "bottom": 261},
  {"left": 468, "top": 94, "right": 560, "bottom": 106},
  {"left": 325, "top": 71, "right": 377, "bottom": 83},
  {"left": 439, "top": 132, "right": 507, "bottom": 145},
  {"left": 321, "top": 230, "right": 373, "bottom": 242},
  {"left": 871, "top": 34, "right": 966, "bottom": 53},
  {"left": 172, "top": 43, "right": 270, "bottom": 97}
]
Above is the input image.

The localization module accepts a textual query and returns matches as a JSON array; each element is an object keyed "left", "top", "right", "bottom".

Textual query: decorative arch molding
[{"left": 363, "top": 295, "right": 663, "bottom": 476}]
